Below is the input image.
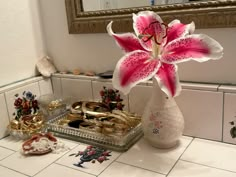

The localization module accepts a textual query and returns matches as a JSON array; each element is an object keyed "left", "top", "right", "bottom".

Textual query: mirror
[
  {"left": 65, "top": 0, "right": 236, "bottom": 33},
  {"left": 82, "top": 0, "right": 199, "bottom": 12}
]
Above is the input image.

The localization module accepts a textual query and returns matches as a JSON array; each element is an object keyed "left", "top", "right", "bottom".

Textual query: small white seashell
[{"left": 36, "top": 56, "right": 57, "bottom": 77}]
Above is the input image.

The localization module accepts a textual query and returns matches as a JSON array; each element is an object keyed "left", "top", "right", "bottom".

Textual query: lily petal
[
  {"left": 166, "top": 20, "right": 195, "bottom": 44},
  {"left": 107, "top": 21, "right": 145, "bottom": 52},
  {"left": 133, "top": 11, "right": 167, "bottom": 51},
  {"left": 161, "top": 34, "right": 223, "bottom": 64},
  {"left": 112, "top": 50, "right": 160, "bottom": 94},
  {"left": 155, "top": 63, "right": 181, "bottom": 97}
]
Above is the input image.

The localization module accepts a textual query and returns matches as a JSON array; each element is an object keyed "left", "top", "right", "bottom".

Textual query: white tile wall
[
  {"left": 181, "top": 82, "right": 218, "bottom": 91},
  {"left": 53, "top": 73, "right": 99, "bottom": 81},
  {"left": 0, "top": 94, "right": 10, "bottom": 139},
  {"left": 38, "top": 78, "right": 53, "bottom": 96},
  {"left": 53, "top": 75, "right": 228, "bottom": 142},
  {"left": 176, "top": 89, "right": 223, "bottom": 141},
  {"left": 219, "top": 85, "right": 236, "bottom": 93},
  {"left": 223, "top": 93, "right": 236, "bottom": 144},
  {"left": 0, "top": 77, "right": 53, "bottom": 138},
  {"left": 61, "top": 78, "right": 93, "bottom": 102},
  {"left": 0, "top": 77, "right": 43, "bottom": 95},
  {"left": 129, "top": 85, "right": 152, "bottom": 116},
  {"left": 220, "top": 84, "right": 236, "bottom": 144},
  {"left": 1, "top": 75, "right": 235, "bottom": 144},
  {"left": 92, "top": 81, "right": 129, "bottom": 111},
  {"left": 5, "top": 82, "right": 40, "bottom": 120}
]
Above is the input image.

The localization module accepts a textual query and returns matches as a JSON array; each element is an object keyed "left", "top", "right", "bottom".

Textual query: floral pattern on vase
[{"left": 142, "top": 79, "right": 184, "bottom": 148}]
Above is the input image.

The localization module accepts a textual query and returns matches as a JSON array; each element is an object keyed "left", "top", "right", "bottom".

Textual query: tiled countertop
[{"left": 0, "top": 136, "right": 236, "bottom": 177}]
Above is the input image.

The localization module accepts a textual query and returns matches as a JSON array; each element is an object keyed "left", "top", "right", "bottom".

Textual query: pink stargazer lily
[{"left": 107, "top": 11, "right": 223, "bottom": 97}]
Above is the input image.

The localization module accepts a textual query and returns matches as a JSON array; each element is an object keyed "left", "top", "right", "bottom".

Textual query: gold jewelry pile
[
  {"left": 58, "top": 101, "right": 141, "bottom": 136},
  {"left": 8, "top": 114, "right": 44, "bottom": 138},
  {"left": 48, "top": 99, "right": 64, "bottom": 111}
]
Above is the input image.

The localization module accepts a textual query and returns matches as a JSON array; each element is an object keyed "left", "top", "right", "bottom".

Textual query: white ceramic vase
[{"left": 142, "top": 79, "right": 184, "bottom": 149}]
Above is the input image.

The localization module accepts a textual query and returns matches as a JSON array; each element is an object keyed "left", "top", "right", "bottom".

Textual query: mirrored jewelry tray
[{"left": 45, "top": 111, "right": 143, "bottom": 151}]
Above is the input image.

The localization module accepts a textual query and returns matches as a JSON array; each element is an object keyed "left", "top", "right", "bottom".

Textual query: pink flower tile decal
[
  {"left": 69, "top": 145, "right": 112, "bottom": 167},
  {"left": 56, "top": 144, "right": 120, "bottom": 176}
]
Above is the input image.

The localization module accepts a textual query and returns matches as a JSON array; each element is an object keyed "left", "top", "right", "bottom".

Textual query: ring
[{"left": 71, "top": 102, "right": 83, "bottom": 114}]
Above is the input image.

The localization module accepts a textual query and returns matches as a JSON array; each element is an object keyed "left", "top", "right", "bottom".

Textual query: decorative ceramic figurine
[
  {"left": 8, "top": 91, "right": 44, "bottom": 139},
  {"left": 107, "top": 11, "right": 223, "bottom": 148}
]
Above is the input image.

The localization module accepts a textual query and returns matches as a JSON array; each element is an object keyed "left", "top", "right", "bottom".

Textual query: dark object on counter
[
  {"left": 230, "top": 126, "right": 236, "bottom": 138},
  {"left": 68, "top": 119, "right": 85, "bottom": 128},
  {"left": 97, "top": 70, "right": 113, "bottom": 79}
]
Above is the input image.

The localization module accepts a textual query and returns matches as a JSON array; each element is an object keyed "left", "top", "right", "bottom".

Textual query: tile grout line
[
  {"left": 0, "top": 150, "right": 15, "bottom": 161},
  {"left": 217, "top": 84, "right": 221, "bottom": 92},
  {"left": 51, "top": 77, "right": 56, "bottom": 95},
  {"left": 166, "top": 137, "right": 195, "bottom": 177},
  {"left": 3, "top": 92, "right": 11, "bottom": 122},
  {"left": 0, "top": 135, "right": 10, "bottom": 141},
  {"left": 183, "top": 135, "right": 236, "bottom": 146},
  {"left": 180, "top": 159, "right": 236, "bottom": 174},
  {"left": 37, "top": 81, "right": 42, "bottom": 96},
  {"left": 32, "top": 143, "right": 80, "bottom": 177},
  {"left": 91, "top": 80, "right": 94, "bottom": 101},
  {"left": 115, "top": 161, "right": 166, "bottom": 176},
  {"left": 221, "top": 92, "right": 225, "bottom": 142},
  {"left": 53, "top": 74, "right": 224, "bottom": 92},
  {"left": 0, "top": 145, "right": 17, "bottom": 153},
  {"left": 54, "top": 163, "right": 96, "bottom": 177},
  {"left": 96, "top": 152, "right": 123, "bottom": 176},
  {"left": 0, "top": 163, "right": 31, "bottom": 177},
  {"left": 127, "top": 94, "right": 130, "bottom": 112},
  {"left": 182, "top": 88, "right": 219, "bottom": 92},
  {"left": 0, "top": 146, "right": 18, "bottom": 152},
  {"left": 60, "top": 78, "right": 63, "bottom": 97}
]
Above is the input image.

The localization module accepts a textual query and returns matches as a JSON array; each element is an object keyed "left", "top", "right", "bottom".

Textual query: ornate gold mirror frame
[{"left": 65, "top": 0, "right": 236, "bottom": 34}]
